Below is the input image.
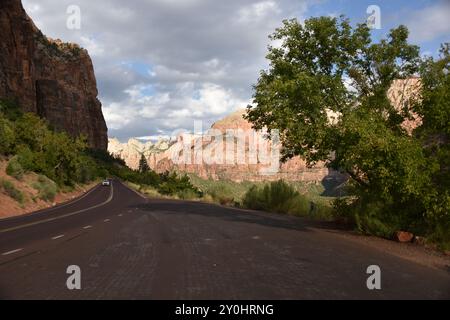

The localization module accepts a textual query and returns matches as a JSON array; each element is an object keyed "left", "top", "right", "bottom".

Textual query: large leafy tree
[
  {"left": 413, "top": 45, "right": 450, "bottom": 240},
  {"left": 246, "top": 16, "right": 448, "bottom": 239}
]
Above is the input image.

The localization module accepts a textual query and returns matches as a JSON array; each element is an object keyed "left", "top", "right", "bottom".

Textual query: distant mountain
[
  {"left": 108, "top": 137, "right": 171, "bottom": 170},
  {"left": 0, "top": 0, "right": 107, "bottom": 149},
  {"left": 108, "top": 110, "right": 335, "bottom": 183}
]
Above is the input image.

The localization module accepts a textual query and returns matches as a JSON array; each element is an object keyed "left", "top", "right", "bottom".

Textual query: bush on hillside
[
  {"left": 0, "top": 104, "right": 100, "bottom": 186},
  {"left": 0, "top": 179, "right": 24, "bottom": 204},
  {"left": 6, "top": 156, "right": 24, "bottom": 180},
  {"left": 33, "top": 175, "right": 58, "bottom": 202}
]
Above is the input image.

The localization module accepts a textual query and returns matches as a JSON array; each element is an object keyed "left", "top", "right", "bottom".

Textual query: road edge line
[{"left": 0, "top": 182, "right": 114, "bottom": 234}]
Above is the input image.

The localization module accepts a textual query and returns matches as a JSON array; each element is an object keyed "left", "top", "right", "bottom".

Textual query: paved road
[{"left": 0, "top": 179, "right": 448, "bottom": 299}]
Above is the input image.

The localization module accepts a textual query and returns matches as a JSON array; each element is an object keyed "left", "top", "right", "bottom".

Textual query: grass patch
[
  {"left": 32, "top": 175, "right": 58, "bottom": 202},
  {"left": 0, "top": 179, "right": 24, "bottom": 204}
]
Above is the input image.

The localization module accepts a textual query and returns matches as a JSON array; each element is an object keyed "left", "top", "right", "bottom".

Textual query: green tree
[
  {"left": 245, "top": 16, "right": 448, "bottom": 241},
  {"left": 138, "top": 154, "right": 150, "bottom": 173},
  {"left": 413, "top": 45, "right": 450, "bottom": 244},
  {"left": 0, "top": 114, "right": 15, "bottom": 155}
]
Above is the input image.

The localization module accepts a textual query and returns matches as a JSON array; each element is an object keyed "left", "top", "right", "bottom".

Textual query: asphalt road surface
[{"left": 0, "top": 179, "right": 448, "bottom": 299}]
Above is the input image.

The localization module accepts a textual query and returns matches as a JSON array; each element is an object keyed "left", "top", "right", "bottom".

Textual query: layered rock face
[
  {"left": 108, "top": 137, "right": 170, "bottom": 170},
  {"left": 109, "top": 110, "right": 335, "bottom": 183},
  {"left": 0, "top": 0, "right": 107, "bottom": 149}
]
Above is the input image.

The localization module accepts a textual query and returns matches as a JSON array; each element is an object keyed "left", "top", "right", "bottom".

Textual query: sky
[{"left": 22, "top": 0, "right": 450, "bottom": 142}]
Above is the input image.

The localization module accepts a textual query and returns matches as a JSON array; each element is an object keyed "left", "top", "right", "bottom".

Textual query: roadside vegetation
[
  {"left": 243, "top": 180, "right": 333, "bottom": 220},
  {"left": 0, "top": 100, "right": 201, "bottom": 211},
  {"left": 87, "top": 151, "right": 201, "bottom": 199},
  {"left": 0, "top": 179, "right": 24, "bottom": 205},
  {"left": 245, "top": 16, "right": 450, "bottom": 249}
]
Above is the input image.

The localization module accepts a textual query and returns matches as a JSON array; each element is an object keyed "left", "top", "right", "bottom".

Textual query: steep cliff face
[{"left": 0, "top": 0, "right": 107, "bottom": 149}]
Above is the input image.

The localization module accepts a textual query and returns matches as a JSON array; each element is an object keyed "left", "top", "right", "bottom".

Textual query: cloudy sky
[{"left": 23, "top": 0, "right": 450, "bottom": 142}]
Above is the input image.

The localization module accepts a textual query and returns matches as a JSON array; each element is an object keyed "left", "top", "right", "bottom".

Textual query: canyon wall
[
  {"left": 0, "top": 0, "right": 107, "bottom": 149},
  {"left": 109, "top": 110, "right": 335, "bottom": 183}
]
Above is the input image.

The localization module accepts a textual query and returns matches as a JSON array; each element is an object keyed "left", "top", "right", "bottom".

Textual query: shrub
[
  {"left": 158, "top": 172, "right": 200, "bottom": 197},
  {"left": 6, "top": 156, "right": 24, "bottom": 180},
  {"left": 141, "top": 186, "right": 163, "bottom": 198},
  {"left": 0, "top": 115, "right": 15, "bottom": 155},
  {"left": 243, "top": 185, "right": 265, "bottom": 210},
  {"left": 1, "top": 179, "right": 24, "bottom": 204},
  {"left": 75, "top": 156, "right": 99, "bottom": 183},
  {"left": 177, "top": 189, "right": 199, "bottom": 200},
  {"left": 207, "top": 184, "right": 236, "bottom": 205},
  {"left": 33, "top": 175, "right": 58, "bottom": 202},
  {"left": 243, "top": 180, "right": 308, "bottom": 214},
  {"left": 16, "top": 145, "right": 37, "bottom": 171},
  {"left": 285, "top": 194, "right": 310, "bottom": 216}
]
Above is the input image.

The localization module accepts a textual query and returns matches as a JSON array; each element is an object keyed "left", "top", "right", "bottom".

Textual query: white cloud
[
  {"left": 103, "top": 102, "right": 136, "bottom": 130},
  {"left": 21, "top": 0, "right": 311, "bottom": 140},
  {"left": 405, "top": 1, "right": 450, "bottom": 43},
  {"left": 103, "top": 81, "right": 248, "bottom": 138},
  {"left": 80, "top": 36, "right": 104, "bottom": 57},
  {"left": 237, "top": 1, "right": 281, "bottom": 24},
  {"left": 24, "top": 3, "right": 41, "bottom": 14}
]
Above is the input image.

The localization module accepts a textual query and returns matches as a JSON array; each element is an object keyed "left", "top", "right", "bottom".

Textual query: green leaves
[
  {"left": 246, "top": 16, "right": 449, "bottom": 246},
  {"left": 0, "top": 114, "right": 15, "bottom": 155},
  {"left": 0, "top": 109, "right": 94, "bottom": 186}
]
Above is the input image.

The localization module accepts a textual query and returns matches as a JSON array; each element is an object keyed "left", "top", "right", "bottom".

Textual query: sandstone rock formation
[
  {"left": 109, "top": 110, "right": 335, "bottom": 183},
  {"left": 387, "top": 77, "right": 422, "bottom": 135},
  {"left": 108, "top": 137, "right": 170, "bottom": 170},
  {"left": 0, "top": 0, "right": 107, "bottom": 149}
]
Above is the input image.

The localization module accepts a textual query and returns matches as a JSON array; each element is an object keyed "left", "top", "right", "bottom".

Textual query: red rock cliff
[{"left": 0, "top": 0, "right": 107, "bottom": 150}]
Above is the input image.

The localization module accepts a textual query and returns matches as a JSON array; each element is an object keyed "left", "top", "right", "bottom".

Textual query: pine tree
[{"left": 138, "top": 154, "right": 150, "bottom": 173}]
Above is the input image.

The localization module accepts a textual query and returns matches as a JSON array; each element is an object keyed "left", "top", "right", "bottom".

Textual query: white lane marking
[
  {"left": 2, "top": 248, "right": 23, "bottom": 256},
  {"left": 83, "top": 225, "right": 92, "bottom": 229},
  {"left": 103, "top": 219, "right": 110, "bottom": 222},
  {"left": 118, "top": 214, "right": 123, "bottom": 217},
  {"left": 0, "top": 182, "right": 114, "bottom": 234},
  {"left": 51, "top": 234, "right": 65, "bottom": 240}
]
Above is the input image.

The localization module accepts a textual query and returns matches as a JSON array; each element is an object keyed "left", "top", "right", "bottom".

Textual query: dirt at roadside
[
  {"left": 0, "top": 160, "right": 98, "bottom": 219},
  {"left": 320, "top": 227, "right": 450, "bottom": 272}
]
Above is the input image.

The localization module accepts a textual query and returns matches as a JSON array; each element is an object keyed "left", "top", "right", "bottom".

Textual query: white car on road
[{"left": 102, "top": 179, "right": 111, "bottom": 186}]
